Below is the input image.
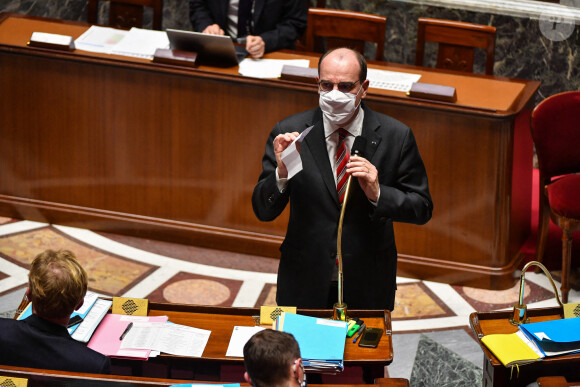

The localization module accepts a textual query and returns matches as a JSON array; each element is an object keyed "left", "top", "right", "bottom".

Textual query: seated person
[
  {"left": 243, "top": 329, "right": 306, "bottom": 387},
  {"left": 0, "top": 249, "right": 111, "bottom": 374},
  {"left": 189, "top": 0, "right": 307, "bottom": 58}
]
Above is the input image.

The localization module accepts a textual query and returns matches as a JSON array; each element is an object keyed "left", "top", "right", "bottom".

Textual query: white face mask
[{"left": 319, "top": 87, "right": 363, "bottom": 126}]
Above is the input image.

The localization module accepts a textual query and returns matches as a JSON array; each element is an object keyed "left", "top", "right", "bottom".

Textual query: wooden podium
[{"left": 470, "top": 307, "right": 580, "bottom": 386}]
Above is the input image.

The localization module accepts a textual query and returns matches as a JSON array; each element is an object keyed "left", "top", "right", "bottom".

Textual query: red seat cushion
[{"left": 547, "top": 174, "right": 580, "bottom": 219}]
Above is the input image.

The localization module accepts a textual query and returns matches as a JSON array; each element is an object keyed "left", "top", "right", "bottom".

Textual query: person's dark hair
[
  {"left": 317, "top": 47, "right": 367, "bottom": 84},
  {"left": 243, "top": 329, "right": 301, "bottom": 387},
  {"left": 28, "top": 249, "right": 88, "bottom": 319}
]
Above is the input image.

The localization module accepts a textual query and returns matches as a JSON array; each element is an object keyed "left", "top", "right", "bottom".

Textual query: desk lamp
[{"left": 510, "top": 260, "right": 563, "bottom": 325}]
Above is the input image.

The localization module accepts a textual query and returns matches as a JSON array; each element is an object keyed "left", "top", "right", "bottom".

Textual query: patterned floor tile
[{"left": 0, "top": 227, "right": 157, "bottom": 296}]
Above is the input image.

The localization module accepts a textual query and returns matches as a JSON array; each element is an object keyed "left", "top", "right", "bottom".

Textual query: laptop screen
[{"left": 166, "top": 29, "right": 247, "bottom": 67}]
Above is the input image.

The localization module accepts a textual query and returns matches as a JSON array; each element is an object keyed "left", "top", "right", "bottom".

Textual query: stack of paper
[
  {"left": 481, "top": 317, "right": 580, "bottom": 367},
  {"left": 275, "top": 312, "right": 347, "bottom": 373},
  {"left": 87, "top": 314, "right": 169, "bottom": 360}
]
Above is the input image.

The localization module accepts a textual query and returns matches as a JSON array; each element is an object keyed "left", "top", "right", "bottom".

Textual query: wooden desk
[
  {"left": 13, "top": 300, "right": 392, "bottom": 381},
  {"left": 145, "top": 303, "right": 392, "bottom": 368},
  {"left": 470, "top": 307, "right": 580, "bottom": 386},
  {"left": 0, "top": 365, "right": 408, "bottom": 386},
  {"left": 0, "top": 13, "right": 540, "bottom": 289},
  {"left": 537, "top": 376, "right": 576, "bottom": 387}
]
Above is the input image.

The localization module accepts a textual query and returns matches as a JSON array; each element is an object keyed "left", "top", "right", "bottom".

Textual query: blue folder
[{"left": 276, "top": 312, "right": 347, "bottom": 364}]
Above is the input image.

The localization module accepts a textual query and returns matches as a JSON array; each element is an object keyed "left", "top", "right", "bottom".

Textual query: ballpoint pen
[
  {"left": 119, "top": 322, "right": 133, "bottom": 340},
  {"left": 352, "top": 323, "right": 366, "bottom": 343}
]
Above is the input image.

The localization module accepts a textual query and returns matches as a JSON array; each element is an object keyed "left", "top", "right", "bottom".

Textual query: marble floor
[{"left": 1, "top": 215, "right": 579, "bottom": 386}]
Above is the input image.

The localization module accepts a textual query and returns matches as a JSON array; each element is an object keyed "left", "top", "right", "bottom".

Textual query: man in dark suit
[
  {"left": 189, "top": 0, "right": 307, "bottom": 58},
  {"left": 0, "top": 249, "right": 111, "bottom": 373},
  {"left": 252, "top": 48, "right": 433, "bottom": 310}
]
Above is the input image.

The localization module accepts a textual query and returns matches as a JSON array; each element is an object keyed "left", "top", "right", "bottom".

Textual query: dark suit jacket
[
  {"left": 0, "top": 314, "right": 111, "bottom": 374},
  {"left": 189, "top": 0, "right": 307, "bottom": 52},
  {"left": 252, "top": 104, "right": 433, "bottom": 310}
]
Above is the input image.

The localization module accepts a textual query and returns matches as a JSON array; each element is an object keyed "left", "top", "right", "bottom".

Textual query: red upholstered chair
[{"left": 531, "top": 91, "right": 580, "bottom": 303}]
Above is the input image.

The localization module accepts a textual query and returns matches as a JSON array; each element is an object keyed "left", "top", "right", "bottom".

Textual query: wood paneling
[{"left": 0, "top": 13, "right": 540, "bottom": 289}]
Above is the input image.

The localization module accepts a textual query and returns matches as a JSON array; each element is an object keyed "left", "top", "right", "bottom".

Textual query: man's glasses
[{"left": 318, "top": 80, "right": 360, "bottom": 93}]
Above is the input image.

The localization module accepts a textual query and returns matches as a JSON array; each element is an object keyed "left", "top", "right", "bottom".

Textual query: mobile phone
[
  {"left": 67, "top": 315, "right": 83, "bottom": 328},
  {"left": 358, "top": 327, "right": 383, "bottom": 348}
]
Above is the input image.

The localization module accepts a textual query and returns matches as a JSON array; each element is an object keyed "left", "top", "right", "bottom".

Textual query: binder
[
  {"left": 275, "top": 312, "right": 347, "bottom": 373},
  {"left": 87, "top": 313, "right": 168, "bottom": 360},
  {"left": 519, "top": 317, "right": 580, "bottom": 357},
  {"left": 481, "top": 330, "right": 542, "bottom": 367},
  {"left": 481, "top": 317, "right": 580, "bottom": 367}
]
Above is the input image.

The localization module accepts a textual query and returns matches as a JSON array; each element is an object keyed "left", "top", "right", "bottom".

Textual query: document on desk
[
  {"left": 71, "top": 298, "right": 113, "bottom": 343},
  {"left": 17, "top": 291, "right": 100, "bottom": 336},
  {"left": 111, "top": 27, "right": 170, "bottom": 59},
  {"left": 88, "top": 314, "right": 168, "bottom": 359},
  {"left": 367, "top": 68, "right": 421, "bottom": 92},
  {"left": 225, "top": 326, "right": 265, "bottom": 357},
  {"left": 121, "top": 322, "right": 211, "bottom": 357},
  {"left": 280, "top": 125, "right": 313, "bottom": 180},
  {"left": 74, "top": 26, "right": 129, "bottom": 54},
  {"left": 238, "top": 58, "right": 310, "bottom": 79}
]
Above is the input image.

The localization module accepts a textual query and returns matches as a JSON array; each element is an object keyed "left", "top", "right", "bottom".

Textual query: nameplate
[
  {"left": 280, "top": 65, "right": 318, "bottom": 84},
  {"left": 112, "top": 297, "right": 148, "bottom": 316},
  {"left": 152, "top": 48, "right": 198, "bottom": 68},
  {"left": 260, "top": 306, "right": 296, "bottom": 325},
  {"left": 407, "top": 82, "right": 457, "bottom": 103},
  {"left": 0, "top": 376, "right": 27, "bottom": 386},
  {"left": 28, "top": 32, "right": 75, "bottom": 51}
]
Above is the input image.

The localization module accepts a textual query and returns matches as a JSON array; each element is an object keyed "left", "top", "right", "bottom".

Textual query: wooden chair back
[
  {"left": 304, "top": 8, "right": 386, "bottom": 61},
  {"left": 415, "top": 17, "right": 496, "bottom": 74},
  {"left": 87, "top": 0, "right": 163, "bottom": 30}
]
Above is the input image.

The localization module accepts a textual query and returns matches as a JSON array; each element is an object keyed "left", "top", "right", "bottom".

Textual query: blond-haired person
[{"left": 0, "top": 249, "right": 110, "bottom": 373}]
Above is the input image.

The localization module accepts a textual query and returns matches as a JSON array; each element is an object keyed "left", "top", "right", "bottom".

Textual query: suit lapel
[
  {"left": 361, "top": 105, "right": 382, "bottom": 161},
  {"left": 303, "top": 112, "right": 339, "bottom": 205}
]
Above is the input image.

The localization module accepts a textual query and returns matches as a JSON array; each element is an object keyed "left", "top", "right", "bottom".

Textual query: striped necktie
[{"left": 336, "top": 128, "right": 350, "bottom": 204}]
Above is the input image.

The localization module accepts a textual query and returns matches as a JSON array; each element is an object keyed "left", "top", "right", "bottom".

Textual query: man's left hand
[
  {"left": 246, "top": 35, "right": 265, "bottom": 58},
  {"left": 347, "top": 155, "right": 379, "bottom": 202}
]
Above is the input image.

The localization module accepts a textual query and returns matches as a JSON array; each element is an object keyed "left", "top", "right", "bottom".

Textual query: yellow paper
[
  {"left": 112, "top": 297, "right": 148, "bottom": 316},
  {"left": 563, "top": 302, "right": 580, "bottom": 319},
  {"left": 0, "top": 376, "right": 28, "bottom": 386},
  {"left": 260, "top": 306, "right": 296, "bottom": 325},
  {"left": 481, "top": 332, "right": 541, "bottom": 367}
]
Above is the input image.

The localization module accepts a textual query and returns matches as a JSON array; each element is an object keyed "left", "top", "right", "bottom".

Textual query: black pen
[
  {"left": 352, "top": 323, "right": 366, "bottom": 343},
  {"left": 119, "top": 322, "right": 133, "bottom": 340}
]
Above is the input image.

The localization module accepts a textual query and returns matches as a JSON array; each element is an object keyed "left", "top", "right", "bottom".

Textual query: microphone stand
[{"left": 333, "top": 173, "right": 354, "bottom": 321}]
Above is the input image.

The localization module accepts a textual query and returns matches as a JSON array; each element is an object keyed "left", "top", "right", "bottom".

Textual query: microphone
[
  {"left": 351, "top": 136, "right": 367, "bottom": 158},
  {"left": 334, "top": 136, "right": 366, "bottom": 321}
]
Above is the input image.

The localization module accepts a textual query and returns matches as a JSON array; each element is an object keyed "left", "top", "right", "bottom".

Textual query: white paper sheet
[
  {"left": 121, "top": 322, "right": 211, "bottom": 357},
  {"left": 225, "top": 326, "right": 265, "bottom": 357},
  {"left": 280, "top": 125, "right": 313, "bottom": 180},
  {"left": 367, "top": 68, "right": 422, "bottom": 92},
  {"left": 238, "top": 58, "right": 310, "bottom": 79}
]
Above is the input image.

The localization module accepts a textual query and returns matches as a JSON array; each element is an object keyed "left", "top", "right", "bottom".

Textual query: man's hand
[
  {"left": 347, "top": 155, "right": 379, "bottom": 202},
  {"left": 246, "top": 35, "right": 265, "bottom": 58},
  {"left": 202, "top": 24, "right": 224, "bottom": 35},
  {"left": 273, "top": 132, "right": 299, "bottom": 179}
]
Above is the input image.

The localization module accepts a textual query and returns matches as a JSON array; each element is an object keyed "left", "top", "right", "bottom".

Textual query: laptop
[{"left": 166, "top": 29, "right": 248, "bottom": 67}]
